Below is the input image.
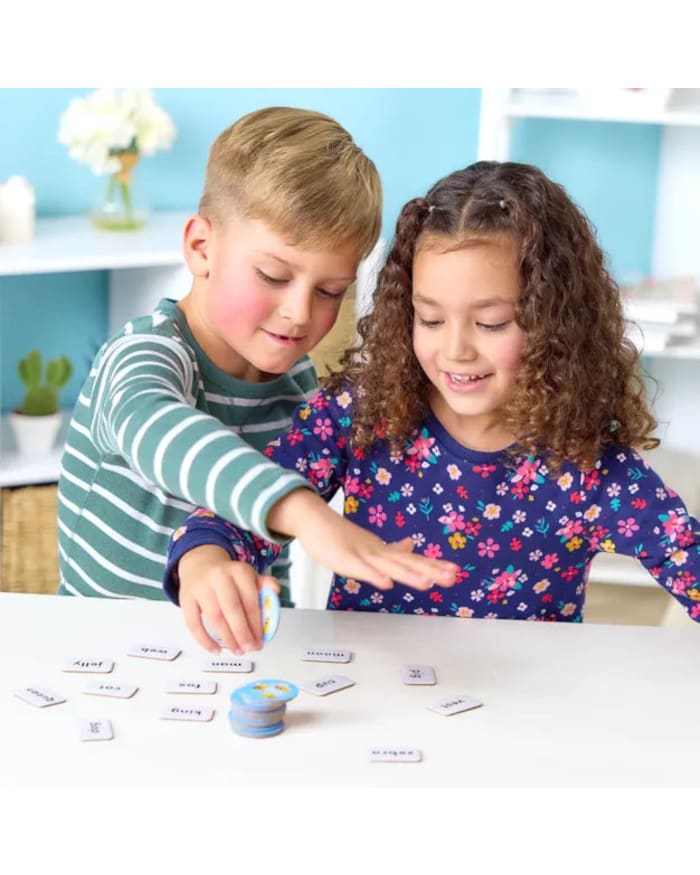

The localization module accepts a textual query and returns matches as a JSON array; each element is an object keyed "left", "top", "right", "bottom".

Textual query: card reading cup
[
  {"left": 260, "top": 587, "right": 280, "bottom": 642},
  {"left": 300, "top": 675, "right": 355, "bottom": 696}
]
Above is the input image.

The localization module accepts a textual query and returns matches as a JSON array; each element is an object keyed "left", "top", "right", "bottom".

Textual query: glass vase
[{"left": 91, "top": 152, "right": 148, "bottom": 231}]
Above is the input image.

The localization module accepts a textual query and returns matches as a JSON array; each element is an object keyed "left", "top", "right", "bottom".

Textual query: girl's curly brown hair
[{"left": 324, "top": 161, "right": 658, "bottom": 470}]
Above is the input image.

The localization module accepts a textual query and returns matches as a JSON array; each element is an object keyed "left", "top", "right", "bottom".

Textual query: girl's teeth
[{"left": 451, "top": 373, "right": 482, "bottom": 382}]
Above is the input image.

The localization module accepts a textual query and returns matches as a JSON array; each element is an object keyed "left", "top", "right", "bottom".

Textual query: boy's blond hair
[{"left": 199, "top": 107, "right": 382, "bottom": 258}]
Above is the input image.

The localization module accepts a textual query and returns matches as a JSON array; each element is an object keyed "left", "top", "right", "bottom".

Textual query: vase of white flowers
[{"left": 58, "top": 89, "right": 176, "bottom": 231}]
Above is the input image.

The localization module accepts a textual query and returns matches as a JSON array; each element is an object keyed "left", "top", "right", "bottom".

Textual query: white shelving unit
[
  {"left": 0, "top": 211, "right": 191, "bottom": 488},
  {"left": 479, "top": 88, "right": 700, "bottom": 591}
]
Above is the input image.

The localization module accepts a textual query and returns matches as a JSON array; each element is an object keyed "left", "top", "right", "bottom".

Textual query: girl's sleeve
[
  {"left": 163, "top": 386, "right": 354, "bottom": 605},
  {"left": 593, "top": 448, "right": 700, "bottom": 621},
  {"left": 89, "top": 333, "right": 314, "bottom": 542}
]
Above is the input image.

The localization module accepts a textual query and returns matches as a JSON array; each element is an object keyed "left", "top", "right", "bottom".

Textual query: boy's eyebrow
[
  {"left": 256, "top": 251, "right": 356, "bottom": 282},
  {"left": 413, "top": 293, "right": 514, "bottom": 308}
]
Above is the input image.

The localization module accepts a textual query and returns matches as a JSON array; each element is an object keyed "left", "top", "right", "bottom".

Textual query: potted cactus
[{"left": 10, "top": 350, "right": 73, "bottom": 457}]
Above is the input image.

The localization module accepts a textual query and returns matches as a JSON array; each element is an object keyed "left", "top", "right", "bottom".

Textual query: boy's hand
[
  {"left": 267, "top": 489, "right": 459, "bottom": 591},
  {"left": 177, "top": 545, "right": 280, "bottom": 654}
]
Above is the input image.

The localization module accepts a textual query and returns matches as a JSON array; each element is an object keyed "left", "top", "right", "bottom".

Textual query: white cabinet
[
  {"left": 0, "top": 211, "right": 190, "bottom": 487},
  {"left": 478, "top": 89, "right": 700, "bottom": 590}
]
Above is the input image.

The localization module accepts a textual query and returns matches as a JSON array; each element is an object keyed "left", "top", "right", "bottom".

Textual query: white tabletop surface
[{"left": 1, "top": 592, "right": 698, "bottom": 787}]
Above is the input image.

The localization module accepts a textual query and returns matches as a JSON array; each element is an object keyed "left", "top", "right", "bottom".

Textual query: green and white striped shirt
[{"left": 57, "top": 298, "right": 316, "bottom": 603}]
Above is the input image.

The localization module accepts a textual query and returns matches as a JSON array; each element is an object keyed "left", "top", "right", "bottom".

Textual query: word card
[
  {"left": 203, "top": 656, "right": 253, "bottom": 673},
  {"left": 83, "top": 680, "right": 138, "bottom": 699},
  {"left": 165, "top": 678, "right": 217, "bottom": 694},
  {"left": 301, "top": 648, "right": 352, "bottom": 664},
  {"left": 300, "top": 675, "right": 355, "bottom": 696},
  {"left": 400, "top": 664, "right": 437, "bottom": 685},
  {"left": 160, "top": 705, "right": 214, "bottom": 722},
  {"left": 14, "top": 686, "right": 66, "bottom": 708},
  {"left": 63, "top": 658, "right": 114, "bottom": 674},
  {"left": 370, "top": 747, "right": 422, "bottom": 763},
  {"left": 77, "top": 719, "right": 113, "bottom": 741},
  {"left": 427, "top": 693, "right": 483, "bottom": 716},
  {"left": 128, "top": 644, "right": 181, "bottom": 661}
]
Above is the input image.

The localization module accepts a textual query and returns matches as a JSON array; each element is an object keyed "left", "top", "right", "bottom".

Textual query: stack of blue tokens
[{"left": 228, "top": 679, "right": 299, "bottom": 738}]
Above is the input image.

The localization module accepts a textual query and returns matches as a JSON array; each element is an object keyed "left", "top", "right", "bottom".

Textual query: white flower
[
  {"left": 375, "top": 467, "right": 392, "bottom": 485},
  {"left": 58, "top": 88, "right": 176, "bottom": 175}
]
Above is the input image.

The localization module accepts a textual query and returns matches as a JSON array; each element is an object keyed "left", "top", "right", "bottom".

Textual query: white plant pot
[{"left": 9, "top": 411, "right": 62, "bottom": 458}]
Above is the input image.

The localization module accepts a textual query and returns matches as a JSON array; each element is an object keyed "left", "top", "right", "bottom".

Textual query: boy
[{"left": 58, "top": 107, "right": 457, "bottom": 649}]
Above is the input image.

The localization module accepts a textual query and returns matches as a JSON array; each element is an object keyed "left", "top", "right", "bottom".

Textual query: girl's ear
[{"left": 183, "top": 214, "right": 213, "bottom": 278}]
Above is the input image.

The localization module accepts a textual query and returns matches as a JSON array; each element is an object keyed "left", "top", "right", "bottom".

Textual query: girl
[{"left": 165, "top": 161, "right": 700, "bottom": 653}]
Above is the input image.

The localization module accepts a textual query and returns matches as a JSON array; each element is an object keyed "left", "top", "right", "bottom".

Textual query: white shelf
[
  {"left": 0, "top": 211, "right": 188, "bottom": 276},
  {"left": 642, "top": 343, "right": 700, "bottom": 360},
  {"left": 587, "top": 552, "right": 657, "bottom": 588},
  {"left": 0, "top": 410, "right": 70, "bottom": 488},
  {"left": 0, "top": 211, "right": 190, "bottom": 488},
  {"left": 505, "top": 89, "right": 700, "bottom": 127}
]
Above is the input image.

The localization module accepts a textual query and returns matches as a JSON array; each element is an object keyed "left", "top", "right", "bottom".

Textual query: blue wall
[
  {"left": 510, "top": 117, "right": 661, "bottom": 281},
  {"left": 0, "top": 88, "right": 660, "bottom": 413}
]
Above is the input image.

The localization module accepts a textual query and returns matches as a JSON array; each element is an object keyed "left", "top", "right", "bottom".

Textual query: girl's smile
[{"left": 444, "top": 371, "right": 494, "bottom": 391}]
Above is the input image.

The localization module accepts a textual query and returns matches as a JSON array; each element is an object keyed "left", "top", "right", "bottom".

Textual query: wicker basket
[{"left": 0, "top": 484, "right": 59, "bottom": 594}]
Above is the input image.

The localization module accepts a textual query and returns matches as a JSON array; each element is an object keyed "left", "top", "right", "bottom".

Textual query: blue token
[
  {"left": 238, "top": 678, "right": 299, "bottom": 705},
  {"left": 260, "top": 587, "right": 280, "bottom": 642},
  {"left": 228, "top": 711, "right": 285, "bottom": 737}
]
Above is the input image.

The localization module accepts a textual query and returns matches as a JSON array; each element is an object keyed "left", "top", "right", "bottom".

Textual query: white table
[{"left": 1, "top": 592, "right": 698, "bottom": 787}]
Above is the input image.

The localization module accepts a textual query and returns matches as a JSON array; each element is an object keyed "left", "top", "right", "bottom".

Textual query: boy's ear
[{"left": 183, "top": 214, "right": 213, "bottom": 278}]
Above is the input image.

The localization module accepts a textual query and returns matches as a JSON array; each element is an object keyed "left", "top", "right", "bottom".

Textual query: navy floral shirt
[{"left": 165, "top": 385, "right": 700, "bottom": 623}]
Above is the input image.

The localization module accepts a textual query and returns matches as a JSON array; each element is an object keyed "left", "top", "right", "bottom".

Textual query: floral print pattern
[{"left": 167, "top": 386, "right": 700, "bottom": 623}]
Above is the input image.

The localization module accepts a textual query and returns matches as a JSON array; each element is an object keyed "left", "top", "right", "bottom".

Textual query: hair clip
[
  {"left": 499, "top": 199, "right": 507, "bottom": 210},
  {"left": 427, "top": 203, "right": 435, "bottom": 214}
]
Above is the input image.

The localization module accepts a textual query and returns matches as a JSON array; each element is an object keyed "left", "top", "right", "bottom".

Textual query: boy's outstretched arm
[
  {"left": 169, "top": 500, "right": 457, "bottom": 654},
  {"left": 266, "top": 487, "right": 457, "bottom": 592},
  {"left": 166, "top": 384, "right": 459, "bottom": 652}
]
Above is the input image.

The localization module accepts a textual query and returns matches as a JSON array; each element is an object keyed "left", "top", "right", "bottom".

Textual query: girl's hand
[
  {"left": 267, "top": 489, "right": 459, "bottom": 591},
  {"left": 177, "top": 545, "right": 281, "bottom": 654}
]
